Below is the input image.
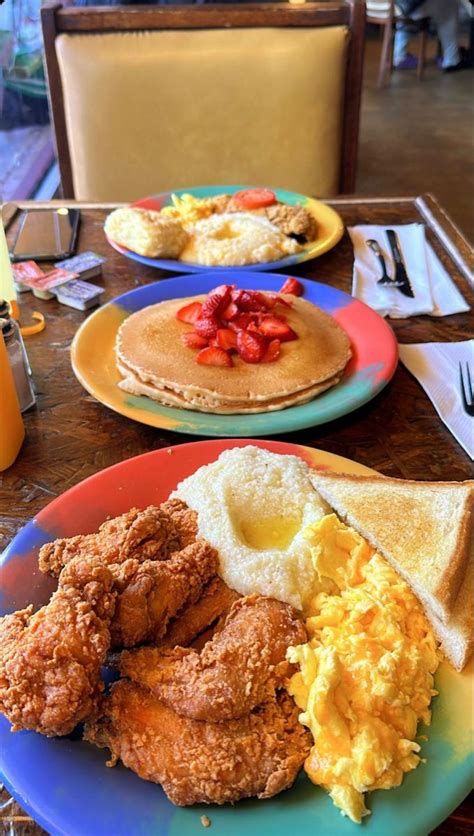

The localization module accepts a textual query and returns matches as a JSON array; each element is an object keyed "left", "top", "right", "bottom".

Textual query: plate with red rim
[
  {"left": 105, "top": 185, "right": 345, "bottom": 272},
  {"left": 0, "top": 439, "right": 472, "bottom": 836},
  {"left": 71, "top": 271, "right": 399, "bottom": 437}
]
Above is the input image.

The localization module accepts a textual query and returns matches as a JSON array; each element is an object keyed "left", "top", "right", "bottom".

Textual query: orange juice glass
[{"left": 0, "top": 330, "right": 25, "bottom": 470}]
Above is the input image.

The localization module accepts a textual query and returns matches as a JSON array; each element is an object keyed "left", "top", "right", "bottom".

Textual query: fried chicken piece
[
  {"left": 158, "top": 576, "right": 240, "bottom": 648},
  {"left": 0, "top": 556, "right": 116, "bottom": 736},
  {"left": 159, "top": 498, "right": 198, "bottom": 548},
  {"left": 110, "top": 540, "right": 218, "bottom": 648},
  {"left": 84, "top": 680, "right": 311, "bottom": 806},
  {"left": 119, "top": 595, "right": 306, "bottom": 721},
  {"left": 38, "top": 502, "right": 196, "bottom": 578},
  {"left": 190, "top": 624, "right": 217, "bottom": 651},
  {"left": 265, "top": 204, "right": 318, "bottom": 242}
]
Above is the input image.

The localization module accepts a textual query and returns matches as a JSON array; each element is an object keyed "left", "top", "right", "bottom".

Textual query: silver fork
[
  {"left": 366, "top": 239, "right": 404, "bottom": 286},
  {"left": 459, "top": 362, "right": 474, "bottom": 416}
]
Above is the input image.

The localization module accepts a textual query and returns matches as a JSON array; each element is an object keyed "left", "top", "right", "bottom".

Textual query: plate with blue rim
[{"left": 70, "top": 272, "right": 398, "bottom": 437}]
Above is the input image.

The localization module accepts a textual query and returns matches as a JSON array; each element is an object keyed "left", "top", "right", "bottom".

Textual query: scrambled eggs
[
  {"left": 161, "top": 193, "right": 213, "bottom": 225},
  {"left": 287, "top": 514, "right": 439, "bottom": 823}
]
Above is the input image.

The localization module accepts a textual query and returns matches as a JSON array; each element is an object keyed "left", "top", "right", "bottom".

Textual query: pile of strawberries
[{"left": 176, "top": 278, "right": 304, "bottom": 367}]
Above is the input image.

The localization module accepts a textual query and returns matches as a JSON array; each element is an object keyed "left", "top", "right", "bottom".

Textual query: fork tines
[{"left": 459, "top": 362, "right": 474, "bottom": 416}]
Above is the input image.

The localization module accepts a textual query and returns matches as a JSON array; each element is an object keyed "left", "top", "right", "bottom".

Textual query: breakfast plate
[
  {"left": 0, "top": 440, "right": 472, "bottom": 836},
  {"left": 105, "top": 185, "right": 345, "bottom": 272},
  {"left": 71, "top": 272, "right": 398, "bottom": 437}
]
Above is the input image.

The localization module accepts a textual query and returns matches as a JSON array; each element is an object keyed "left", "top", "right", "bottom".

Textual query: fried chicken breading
[
  {"left": 158, "top": 576, "right": 240, "bottom": 648},
  {"left": 0, "top": 556, "right": 116, "bottom": 736},
  {"left": 37, "top": 500, "right": 213, "bottom": 650},
  {"left": 265, "top": 204, "right": 318, "bottom": 242},
  {"left": 38, "top": 501, "right": 197, "bottom": 578},
  {"left": 84, "top": 680, "right": 311, "bottom": 806},
  {"left": 110, "top": 540, "right": 218, "bottom": 648},
  {"left": 159, "top": 498, "right": 198, "bottom": 548},
  {"left": 119, "top": 595, "right": 306, "bottom": 721}
]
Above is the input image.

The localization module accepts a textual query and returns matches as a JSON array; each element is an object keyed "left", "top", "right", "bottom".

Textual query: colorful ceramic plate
[
  {"left": 105, "top": 186, "right": 344, "bottom": 272},
  {"left": 71, "top": 272, "right": 398, "bottom": 437},
  {"left": 0, "top": 440, "right": 472, "bottom": 836}
]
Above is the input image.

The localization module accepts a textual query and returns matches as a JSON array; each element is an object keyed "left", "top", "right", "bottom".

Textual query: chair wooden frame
[{"left": 41, "top": 1, "right": 366, "bottom": 198}]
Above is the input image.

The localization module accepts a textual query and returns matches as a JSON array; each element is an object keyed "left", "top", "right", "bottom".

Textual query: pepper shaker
[
  {"left": 0, "top": 317, "right": 36, "bottom": 412},
  {"left": 0, "top": 298, "right": 33, "bottom": 376}
]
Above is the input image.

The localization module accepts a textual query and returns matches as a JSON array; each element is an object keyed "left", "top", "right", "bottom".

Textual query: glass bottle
[
  {"left": 0, "top": 317, "right": 36, "bottom": 411},
  {"left": 0, "top": 328, "right": 25, "bottom": 470},
  {"left": 0, "top": 298, "right": 33, "bottom": 376}
]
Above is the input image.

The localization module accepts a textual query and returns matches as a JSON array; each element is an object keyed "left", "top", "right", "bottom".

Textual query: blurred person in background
[{"left": 394, "top": 0, "right": 472, "bottom": 72}]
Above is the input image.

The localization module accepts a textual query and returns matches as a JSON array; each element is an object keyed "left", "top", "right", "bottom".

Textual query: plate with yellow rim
[
  {"left": 105, "top": 185, "right": 345, "bottom": 272},
  {"left": 70, "top": 272, "right": 399, "bottom": 437},
  {"left": 0, "top": 439, "right": 472, "bottom": 836}
]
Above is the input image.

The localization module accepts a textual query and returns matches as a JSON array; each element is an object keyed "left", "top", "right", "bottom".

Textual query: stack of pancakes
[{"left": 115, "top": 295, "right": 351, "bottom": 414}]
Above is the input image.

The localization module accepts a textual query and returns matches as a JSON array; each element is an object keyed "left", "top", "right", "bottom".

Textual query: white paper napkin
[
  {"left": 348, "top": 224, "right": 470, "bottom": 319},
  {"left": 399, "top": 340, "right": 474, "bottom": 459}
]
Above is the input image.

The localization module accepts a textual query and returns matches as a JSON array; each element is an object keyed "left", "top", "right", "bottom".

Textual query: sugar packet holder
[{"left": 54, "top": 279, "right": 104, "bottom": 310}]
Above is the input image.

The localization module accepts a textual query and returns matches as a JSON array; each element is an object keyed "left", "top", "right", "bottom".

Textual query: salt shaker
[
  {"left": 0, "top": 317, "right": 36, "bottom": 412},
  {"left": 0, "top": 298, "right": 32, "bottom": 376}
]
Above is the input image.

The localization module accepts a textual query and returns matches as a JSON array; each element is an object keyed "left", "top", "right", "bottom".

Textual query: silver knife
[{"left": 386, "top": 230, "right": 415, "bottom": 298}]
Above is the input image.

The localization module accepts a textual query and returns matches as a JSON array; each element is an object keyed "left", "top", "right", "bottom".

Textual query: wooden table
[{"left": 1, "top": 194, "right": 473, "bottom": 836}]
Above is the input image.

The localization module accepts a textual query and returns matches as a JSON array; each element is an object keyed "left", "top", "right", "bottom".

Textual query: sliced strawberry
[
  {"left": 231, "top": 289, "right": 268, "bottom": 312},
  {"left": 228, "top": 313, "right": 254, "bottom": 332},
  {"left": 201, "top": 284, "right": 233, "bottom": 317},
  {"left": 261, "top": 339, "right": 281, "bottom": 363},
  {"left": 236, "top": 330, "right": 266, "bottom": 364},
  {"left": 211, "top": 283, "right": 235, "bottom": 298},
  {"left": 176, "top": 301, "right": 203, "bottom": 324},
  {"left": 279, "top": 277, "right": 304, "bottom": 296},
  {"left": 256, "top": 309, "right": 286, "bottom": 325},
  {"left": 231, "top": 288, "right": 249, "bottom": 306},
  {"left": 181, "top": 332, "right": 208, "bottom": 349},
  {"left": 221, "top": 301, "right": 239, "bottom": 321},
  {"left": 194, "top": 316, "right": 219, "bottom": 339},
  {"left": 216, "top": 328, "right": 238, "bottom": 351},
  {"left": 196, "top": 346, "right": 233, "bottom": 367},
  {"left": 258, "top": 316, "right": 297, "bottom": 342},
  {"left": 259, "top": 293, "right": 276, "bottom": 309},
  {"left": 247, "top": 321, "right": 261, "bottom": 334}
]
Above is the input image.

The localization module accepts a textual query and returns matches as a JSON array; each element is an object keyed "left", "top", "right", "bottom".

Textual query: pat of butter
[{"left": 238, "top": 515, "right": 301, "bottom": 550}]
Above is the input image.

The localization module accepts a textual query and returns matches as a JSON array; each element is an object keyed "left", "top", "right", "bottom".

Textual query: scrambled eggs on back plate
[{"left": 287, "top": 514, "right": 439, "bottom": 823}]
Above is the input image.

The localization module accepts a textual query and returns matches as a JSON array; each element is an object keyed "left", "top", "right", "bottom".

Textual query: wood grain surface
[{"left": 1, "top": 194, "right": 473, "bottom": 836}]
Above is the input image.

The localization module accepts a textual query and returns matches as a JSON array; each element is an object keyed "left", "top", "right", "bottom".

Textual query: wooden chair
[
  {"left": 366, "top": 1, "right": 430, "bottom": 87},
  {"left": 41, "top": 1, "right": 365, "bottom": 201}
]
